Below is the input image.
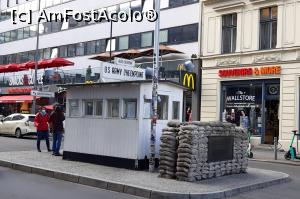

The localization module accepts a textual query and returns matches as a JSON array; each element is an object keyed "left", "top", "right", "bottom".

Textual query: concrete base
[{"left": 0, "top": 151, "right": 290, "bottom": 199}]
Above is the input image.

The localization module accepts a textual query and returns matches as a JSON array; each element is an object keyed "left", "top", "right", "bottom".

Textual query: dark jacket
[{"left": 49, "top": 110, "right": 65, "bottom": 133}]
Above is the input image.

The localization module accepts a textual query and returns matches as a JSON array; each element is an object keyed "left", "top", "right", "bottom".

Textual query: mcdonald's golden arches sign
[{"left": 180, "top": 72, "right": 196, "bottom": 91}]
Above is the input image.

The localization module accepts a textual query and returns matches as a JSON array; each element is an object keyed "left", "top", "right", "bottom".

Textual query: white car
[{"left": 0, "top": 114, "right": 36, "bottom": 138}]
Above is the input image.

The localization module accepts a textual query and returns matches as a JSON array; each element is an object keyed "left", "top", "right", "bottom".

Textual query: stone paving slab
[{"left": 0, "top": 151, "right": 290, "bottom": 199}]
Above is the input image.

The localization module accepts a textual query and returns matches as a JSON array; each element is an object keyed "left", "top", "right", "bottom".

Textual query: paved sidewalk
[
  {"left": 250, "top": 146, "right": 300, "bottom": 166},
  {"left": 0, "top": 151, "right": 290, "bottom": 199}
]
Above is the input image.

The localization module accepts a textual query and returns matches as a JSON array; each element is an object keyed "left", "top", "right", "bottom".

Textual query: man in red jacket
[{"left": 34, "top": 107, "right": 51, "bottom": 152}]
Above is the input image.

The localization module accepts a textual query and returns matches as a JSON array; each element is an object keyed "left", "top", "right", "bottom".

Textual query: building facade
[
  {"left": 201, "top": 0, "right": 300, "bottom": 149},
  {"left": 0, "top": 0, "right": 200, "bottom": 115}
]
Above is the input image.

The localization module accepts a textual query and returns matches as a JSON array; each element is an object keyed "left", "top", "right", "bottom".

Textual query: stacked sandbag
[
  {"left": 159, "top": 121, "right": 180, "bottom": 179},
  {"left": 175, "top": 121, "right": 248, "bottom": 182}
]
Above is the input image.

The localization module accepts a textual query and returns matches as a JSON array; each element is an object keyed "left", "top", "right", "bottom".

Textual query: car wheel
[{"left": 15, "top": 128, "right": 22, "bottom": 139}]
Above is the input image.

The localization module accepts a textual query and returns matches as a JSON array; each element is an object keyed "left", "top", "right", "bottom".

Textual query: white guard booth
[{"left": 62, "top": 80, "right": 185, "bottom": 169}]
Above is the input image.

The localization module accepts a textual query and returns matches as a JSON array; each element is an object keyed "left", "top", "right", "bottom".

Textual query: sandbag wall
[
  {"left": 159, "top": 121, "right": 180, "bottom": 179},
  {"left": 159, "top": 121, "right": 249, "bottom": 182}
]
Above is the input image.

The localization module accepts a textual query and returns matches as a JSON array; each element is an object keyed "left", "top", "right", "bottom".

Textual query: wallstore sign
[{"left": 219, "top": 66, "right": 281, "bottom": 78}]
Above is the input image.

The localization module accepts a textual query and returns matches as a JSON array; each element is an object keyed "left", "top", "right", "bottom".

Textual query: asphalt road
[
  {"left": 0, "top": 166, "right": 143, "bottom": 199},
  {"left": 230, "top": 161, "right": 300, "bottom": 199}
]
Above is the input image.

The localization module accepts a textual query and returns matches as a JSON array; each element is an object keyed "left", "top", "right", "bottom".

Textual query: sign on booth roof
[
  {"left": 114, "top": 57, "right": 135, "bottom": 67},
  {"left": 100, "top": 62, "right": 146, "bottom": 82}
]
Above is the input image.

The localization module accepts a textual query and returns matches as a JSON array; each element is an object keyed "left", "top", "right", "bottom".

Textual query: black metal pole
[{"left": 32, "top": 0, "right": 41, "bottom": 114}]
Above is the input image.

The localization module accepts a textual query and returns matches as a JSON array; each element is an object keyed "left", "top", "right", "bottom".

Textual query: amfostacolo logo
[{"left": 181, "top": 72, "right": 196, "bottom": 90}]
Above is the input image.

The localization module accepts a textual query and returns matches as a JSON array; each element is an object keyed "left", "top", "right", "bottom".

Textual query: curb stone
[
  {"left": 250, "top": 159, "right": 300, "bottom": 167},
  {"left": 0, "top": 159, "right": 290, "bottom": 199}
]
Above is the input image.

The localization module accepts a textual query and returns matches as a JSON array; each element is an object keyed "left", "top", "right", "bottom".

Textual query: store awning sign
[{"left": 219, "top": 66, "right": 281, "bottom": 77}]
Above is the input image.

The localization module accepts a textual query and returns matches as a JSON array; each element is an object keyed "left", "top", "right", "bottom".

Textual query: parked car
[{"left": 0, "top": 114, "right": 36, "bottom": 138}]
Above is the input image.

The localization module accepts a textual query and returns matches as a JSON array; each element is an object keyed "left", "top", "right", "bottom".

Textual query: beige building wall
[{"left": 200, "top": 0, "right": 300, "bottom": 150}]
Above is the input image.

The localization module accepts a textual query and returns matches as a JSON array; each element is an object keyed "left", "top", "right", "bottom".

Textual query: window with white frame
[
  {"left": 123, "top": 99, "right": 137, "bottom": 119},
  {"left": 107, "top": 99, "right": 119, "bottom": 118},
  {"left": 172, "top": 101, "right": 180, "bottom": 120},
  {"left": 69, "top": 99, "right": 80, "bottom": 117},
  {"left": 158, "top": 95, "right": 168, "bottom": 120},
  {"left": 84, "top": 100, "right": 94, "bottom": 116},
  {"left": 95, "top": 100, "right": 103, "bottom": 116}
]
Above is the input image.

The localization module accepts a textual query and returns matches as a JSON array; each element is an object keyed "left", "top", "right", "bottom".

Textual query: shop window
[
  {"left": 69, "top": 99, "right": 81, "bottom": 117},
  {"left": 4, "top": 31, "right": 11, "bottom": 42},
  {"left": 123, "top": 99, "right": 137, "bottom": 119},
  {"left": 95, "top": 100, "right": 103, "bottom": 116},
  {"left": 85, "top": 41, "right": 96, "bottom": 55},
  {"left": 67, "top": 44, "right": 76, "bottom": 57},
  {"left": 260, "top": 6, "right": 277, "bottom": 50},
  {"left": 51, "top": 48, "right": 58, "bottom": 58},
  {"left": 222, "top": 84, "right": 262, "bottom": 135},
  {"left": 29, "top": 25, "right": 37, "bottom": 37},
  {"left": 222, "top": 13, "right": 237, "bottom": 54},
  {"left": 43, "top": 22, "right": 52, "bottom": 33},
  {"left": 106, "top": 38, "right": 116, "bottom": 52},
  {"left": 143, "top": 0, "right": 154, "bottom": 12},
  {"left": 168, "top": 24, "right": 198, "bottom": 44},
  {"left": 172, "top": 101, "right": 180, "bottom": 120},
  {"left": 17, "top": 28, "right": 23, "bottom": 40},
  {"left": 76, "top": 43, "right": 85, "bottom": 56},
  {"left": 0, "top": 33, "right": 4, "bottom": 44},
  {"left": 95, "top": 39, "right": 106, "bottom": 53},
  {"left": 118, "top": 36, "right": 129, "bottom": 50},
  {"left": 107, "top": 99, "right": 119, "bottom": 118},
  {"left": 51, "top": 21, "right": 63, "bottom": 32},
  {"left": 120, "top": 2, "right": 130, "bottom": 14},
  {"left": 131, "top": 0, "right": 142, "bottom": 12},
  {"left": 59, "top": 46, "right": 68, "bottom": 57},
  {"left": 43, "top": 48, "right": 51, "bottom": 59},
  {"left": 158, "top": 95, "right": 168, "bottom": 120},
  {"left": 84, "top": 100, "right": 94, "bottom": 116},
  {"left": 129, "top": 33, "right": 141, "bottom": 48},
  {"left": 10, "top": 29, "right": 17, "bottom": 41},
  {"left": 141, "top": 32, "right": 153, "bottom": 47},
  {"left": 159, "top": 30, "right": 168, "bottom": 43}
]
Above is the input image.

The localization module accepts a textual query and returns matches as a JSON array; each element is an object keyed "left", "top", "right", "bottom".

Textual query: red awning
[{"left": 0, "top": 95, "right": 39, "bottom": 103}]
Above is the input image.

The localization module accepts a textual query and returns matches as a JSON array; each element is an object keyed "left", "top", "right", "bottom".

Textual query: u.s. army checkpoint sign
[{"left": 101, "top": 62, "right": 146, "bottom": 82}]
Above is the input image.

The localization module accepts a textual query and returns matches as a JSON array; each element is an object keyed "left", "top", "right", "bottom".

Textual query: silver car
[{"left": 0, "top": 114, "right": 36, "bottom": 138}]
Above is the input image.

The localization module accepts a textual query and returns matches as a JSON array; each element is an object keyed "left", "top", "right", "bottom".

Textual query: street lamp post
[
  {"left": 31, "top": 0, "right": 41, "bottom": 114},
  {"left": 149, "top": 0, "right": 160, "bottom": 173}
]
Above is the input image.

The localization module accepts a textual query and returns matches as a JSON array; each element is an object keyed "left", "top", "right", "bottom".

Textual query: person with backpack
[
  {"left": 49, "top": 105, "right": 65, "bottom": 156},
  {"left": 34, "top": 107, "right": 51, "bottom": 152}
]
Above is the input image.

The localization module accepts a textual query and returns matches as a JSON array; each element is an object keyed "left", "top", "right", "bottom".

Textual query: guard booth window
[{"left": 158, "top": 95, "right": 168, "bottom": 120}]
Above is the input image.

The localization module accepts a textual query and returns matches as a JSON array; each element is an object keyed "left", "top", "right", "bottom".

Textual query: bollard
[{"left": 274, "top": 137, "right": 278, "bottom": 160}]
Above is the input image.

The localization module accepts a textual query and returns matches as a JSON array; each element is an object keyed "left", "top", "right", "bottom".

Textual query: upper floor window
[
  {"left": 222, "top": 13, "right": 237, "bottom": 54},
  {"left": 260, "top": 6, "right": 277, "bottom": 50}
]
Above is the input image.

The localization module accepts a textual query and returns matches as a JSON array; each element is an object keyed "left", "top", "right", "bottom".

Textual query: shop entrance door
[{"left": 264, "top": 84, "right": 280, "bottom": 144}]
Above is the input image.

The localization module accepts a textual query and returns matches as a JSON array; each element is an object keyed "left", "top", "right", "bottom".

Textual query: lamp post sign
[{"left": 31, "top": 90, "right": 55, "bottom": 98}]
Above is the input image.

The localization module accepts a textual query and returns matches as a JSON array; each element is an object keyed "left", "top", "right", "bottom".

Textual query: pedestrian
[
  {"left": 49, "top": 105, "right": 65, "bottom": 156},
  {"left": 186, "top": 107, "right": 192, "bottom": 122},
  {"left": 34, "top": 107, "right": 51, "bottom": 152}
]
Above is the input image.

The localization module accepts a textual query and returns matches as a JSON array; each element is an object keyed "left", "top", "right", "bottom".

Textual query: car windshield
[{"left": 28, "top": 116, "right": 35, "bottom": 122}]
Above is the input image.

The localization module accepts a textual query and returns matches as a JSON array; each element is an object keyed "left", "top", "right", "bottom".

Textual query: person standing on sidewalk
[
  {"left": 34, "top": 107, "right": 51, "bottom": 152},
  {"left": 49, "top": 105, "right": 65, "bottom": 156}
]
